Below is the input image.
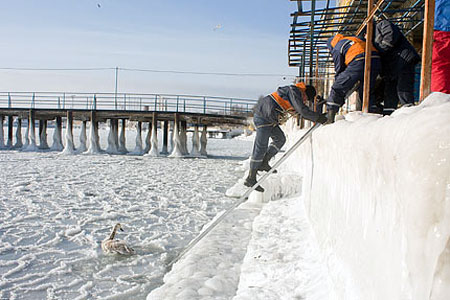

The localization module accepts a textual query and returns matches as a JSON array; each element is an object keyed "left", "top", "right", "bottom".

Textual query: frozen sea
[{"left": 0, "top": 127, "right": 254, "bottom": 299}]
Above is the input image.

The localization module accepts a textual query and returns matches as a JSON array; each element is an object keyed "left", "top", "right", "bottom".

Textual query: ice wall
[{"left": 283, "top": 93, "right": 450, "bottom": 300}]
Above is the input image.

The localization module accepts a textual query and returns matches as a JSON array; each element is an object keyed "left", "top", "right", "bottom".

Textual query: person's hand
[{"left": 316, "top": 113, "right": 328, "bottom": 124}]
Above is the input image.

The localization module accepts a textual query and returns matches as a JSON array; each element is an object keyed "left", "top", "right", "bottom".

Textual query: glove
[{"left": 316, "top": 113, "right": 328, "bottom": 124}]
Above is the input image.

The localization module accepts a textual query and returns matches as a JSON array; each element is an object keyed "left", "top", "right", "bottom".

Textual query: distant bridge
[{"left": 0, "top": 91, "right": 257, "bottom": 155}]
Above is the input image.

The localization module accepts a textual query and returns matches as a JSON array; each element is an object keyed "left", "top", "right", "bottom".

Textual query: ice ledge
[{"left": 147, "top": 173, "right": 303, "bottom": 300}]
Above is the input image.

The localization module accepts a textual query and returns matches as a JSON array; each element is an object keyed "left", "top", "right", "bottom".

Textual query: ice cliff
[{"left": 283, "top": 92, "right": 450, "bottom": 300}]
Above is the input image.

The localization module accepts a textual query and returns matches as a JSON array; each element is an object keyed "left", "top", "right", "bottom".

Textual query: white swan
[{"left": 101, "top": 223, "right": 135, "bottom": 255}]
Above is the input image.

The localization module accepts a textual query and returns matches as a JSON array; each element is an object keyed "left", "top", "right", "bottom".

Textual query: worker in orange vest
[
  {"left": 245, "top": 82, "right": 327, "bottom": 192},
  {"left": 326, "top": 34, "right": 381, "bottom": 122}
]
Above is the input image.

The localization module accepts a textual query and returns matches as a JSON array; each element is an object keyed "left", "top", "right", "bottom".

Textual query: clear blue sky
[{"left": 0, "top": 0, "right": 304, "bottom": 98}]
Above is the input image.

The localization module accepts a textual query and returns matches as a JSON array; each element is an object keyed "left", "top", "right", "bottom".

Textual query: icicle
[
  {"left": 118, "top": 119, "right": 128, "bottom": 153},
  {"left": 51, "top": 117, "right": 63, "bottom": 151},
  {"left": 0, "top": 116, "right": 4, "bottom": 149},
  {"left": 168, "top": 121, "right": 184, "bottom": 158},
  {"left": 78, "top": 121, "right": 87, "bottom": 153},
  {"left": 14, "top": 118, "right": 23, "bottom": 149},
  {"left": 200, "top": 125, "right": 207, "bottom": 157},
  {"left": 39, "top": 120, "right": 49, "bottom": 149},
  {"left": 132, "top": 121, "right": 144, "bottom": 154},
  {"left": 190, "top": 125, "right": 201, "bottom": 156},
  {"left": 106, "top": 119, "right": 119, "bottom": 154},
  {"left": 146, "top": 120, "right": 159, "bottom": 157}
]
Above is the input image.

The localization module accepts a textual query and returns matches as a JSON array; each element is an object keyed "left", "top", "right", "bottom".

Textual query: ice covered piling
[
  {"left": 190, "top": 125, "right": 201, "bottom": 156},
  {"left": 118, "top": 119, "right": 128, "bottom": 154},
  {"left": 0, "top": 116, "right": 4, "bottom": 149},
  {"left": 14, "top": 118, "right": 22, "bottom": 149},
  {"left": 86, "top": 112, "right": 101, "bottom": 154},
  {"left": 77, "top": 120, "right": 87, "bottom": 153},
  {"left": 283, "top": 92, "right": 450, "bottom": 300},
  {"left": 24, "top": 110, "right": 38, "bottom": 151},
  {"left": 51, "top": 117, "right": 64, "bottom": 151},
  {"left": 146, "top": 115, "right": 159, "bottom": 157},
  {"left": 132, "top": 121, "right": 144, "bottom": 154},
  {"left": 62, "top": 111, "right": 76, "bottom": 155},
  {"left": 106, "top": 119, "right": 119, "bottom": 154},
  {"left": 200, "top": 125, "right": 207, "bottom": 156},
  {"left": 39, "top": 120, "right": 49, "bottom": 150},
  {"left": 168, "top": 118, "right": 184, "bottom": 158}
]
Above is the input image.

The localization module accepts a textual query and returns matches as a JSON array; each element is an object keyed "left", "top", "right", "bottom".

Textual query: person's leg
[
  {"left": 383, "top": 77, "right": 400, "bottom": 115},
  {"left": 259, "top": 125, "right": 286, "bottom": 172},
  {"left": 368, "top": 58, "right": 382, "bottom": 113},
  {"left": 397, "top": 63, "right": 416, "bottom": 105},
  {"left": 328, "top": 61, "right": 363, "bottom": 114},
  {"left": 246, "top": 116, "right": 272, "bottom": 191}
]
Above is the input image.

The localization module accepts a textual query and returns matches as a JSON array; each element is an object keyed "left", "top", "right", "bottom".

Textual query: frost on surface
[{"left": 282, "top": 92, "right": 450, "bottom": 300}]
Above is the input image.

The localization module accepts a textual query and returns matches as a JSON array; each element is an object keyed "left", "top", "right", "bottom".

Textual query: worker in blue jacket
[
  {"left": 245, "top": 82, "right": 327, "bottom": 192},
  {"left": 326, "top": 34, "right": 381, "bottom": 122}
]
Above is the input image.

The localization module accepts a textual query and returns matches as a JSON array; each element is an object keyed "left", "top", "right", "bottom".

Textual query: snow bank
[{"left": 283, "top": 93, "right": 450, "bottom": 300}]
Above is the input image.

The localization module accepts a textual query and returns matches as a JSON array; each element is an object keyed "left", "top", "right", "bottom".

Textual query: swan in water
[{"left": 101, "top": 223, "right": 135, "bottom": 255}]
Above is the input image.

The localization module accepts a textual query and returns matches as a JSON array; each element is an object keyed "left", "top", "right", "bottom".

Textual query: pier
[{"left": 0, "top": 91, "right": 256, "bottom": 156}]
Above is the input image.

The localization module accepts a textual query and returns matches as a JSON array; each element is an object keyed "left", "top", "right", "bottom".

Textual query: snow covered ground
[
  {"left": 2, "top": 93, "right": 449, "bottom": 300},
  {"left": 0, "top": 129, "right": 255, "bottom": 299}
]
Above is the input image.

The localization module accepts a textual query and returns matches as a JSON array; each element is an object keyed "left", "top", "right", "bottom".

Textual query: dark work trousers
[
  {"left": 328, "top": 57, "right": 381, "bottom": 113},
  {"left": 249, "top": 115, "right": 286, "bottom": 170},
  {"left": 383, "top": 63, "right": 417, "bottom": 115}
]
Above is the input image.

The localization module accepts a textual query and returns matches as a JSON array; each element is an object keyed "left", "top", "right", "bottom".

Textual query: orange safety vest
[
  {"left": 270, "top": 82, "right": 306, "bottom": 111},
  {"left": 330, "top": 34, "right": 377, "bottom": 65}
]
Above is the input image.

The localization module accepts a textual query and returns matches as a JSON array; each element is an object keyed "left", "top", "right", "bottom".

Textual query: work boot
[
  {"left": 258, "top": 154, "right": 277, "bottom": 173},
  {"left": 244, "top": 169, "right": 264, "bottom": 192},
  {"left": 326, "top": 110, "right": 336, "bottom": 124}
]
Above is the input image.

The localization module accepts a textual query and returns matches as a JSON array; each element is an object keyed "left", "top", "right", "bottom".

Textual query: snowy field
[{"left": 0, "top": 128, "right": 254, "bottom": 299}]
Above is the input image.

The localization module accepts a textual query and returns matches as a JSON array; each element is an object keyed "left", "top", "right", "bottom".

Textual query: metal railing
[{"left": 0, "top": 92, "right": 257, "bottom": 117}]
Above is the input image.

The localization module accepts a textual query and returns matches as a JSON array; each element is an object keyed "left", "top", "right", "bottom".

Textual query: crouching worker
[
  {"left": 326, "top": 34, "right": 381, "bottom": 122},
  {"left": 245, "top": 82, "right": 328, "bottom": 192}
]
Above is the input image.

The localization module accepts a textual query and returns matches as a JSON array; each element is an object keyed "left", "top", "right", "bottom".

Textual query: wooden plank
[{"left": 420, "top": 0, "right": 435, "bottom": 101}]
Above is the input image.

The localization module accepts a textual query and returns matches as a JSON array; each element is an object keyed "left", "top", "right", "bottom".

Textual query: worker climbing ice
[
  {"left": 326, "top": 34, "right": 381, "bottom": 122},
  {"left": 244, "top": 82, "right": 328, "bottom": 192},
  {"left": 371, "top": 20, "right": 420, "bottom": 115}
]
